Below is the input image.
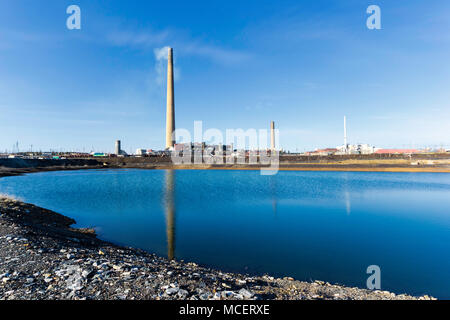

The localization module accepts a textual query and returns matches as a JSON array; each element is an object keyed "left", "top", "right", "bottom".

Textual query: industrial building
[
  {"left": 114, "top": 140, "right": 127, "bottom": 156},
  {"left": 334, "top": 116, "right": 376, "bottom": 155},
  {"left": 270, "top": 121, "right": 276, "bottom": 151}
]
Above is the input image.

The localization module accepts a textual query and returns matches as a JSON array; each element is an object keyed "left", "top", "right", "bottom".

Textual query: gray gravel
[{"left": 0, "top": 196, "right": 435, "bottom": 300}]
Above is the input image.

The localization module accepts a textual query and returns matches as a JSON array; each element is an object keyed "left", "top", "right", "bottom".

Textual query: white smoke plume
[{"left": 154, "top": 46, "right": 180, "bottom": 85}]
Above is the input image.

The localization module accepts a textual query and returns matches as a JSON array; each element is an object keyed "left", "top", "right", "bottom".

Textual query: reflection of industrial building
[{"left": 164, "top": 170, "right": 176, "bottom": 260}]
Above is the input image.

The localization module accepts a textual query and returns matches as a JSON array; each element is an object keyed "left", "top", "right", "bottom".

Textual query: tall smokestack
[
  {"left": 165, "top": 47, "right": 175, "bottom": 149},
  {"left": 343, "top": 116, "right": 347, "bottom": 153},
  {"left": 270, "top": 121, "right": 275, "bottom": 151}
]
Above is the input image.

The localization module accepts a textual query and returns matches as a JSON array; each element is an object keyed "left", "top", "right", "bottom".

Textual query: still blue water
[{"left": 0, "top": 169, "right": 449, "bottom": 298}]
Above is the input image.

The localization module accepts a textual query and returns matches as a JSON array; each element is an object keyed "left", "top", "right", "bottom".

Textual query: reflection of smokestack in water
[
  {"left": 270, "top": 121, "right": 275, "bottom": 151},
  {"left": 270, "top": 175, "right": 277, "bottom": 215},
  {"left": 164, "top": 170, "right": 175, "bottom": 260},
  {"left": 345, "top": 191, "right": 351, "bottom": 215},
  {"left": 165, "top": 48, "right": 176, "bottom": 149},
  {"left": 343, "top": 173, "right": 351, "bottom": 215}
]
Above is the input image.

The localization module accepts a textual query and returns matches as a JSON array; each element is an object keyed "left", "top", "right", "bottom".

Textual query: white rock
[
  {"left": 165, "top": 287, "right": 179, "bottom": 295},
  {"left": 239, "top": 288, "right": 254, "bottom": 299}
]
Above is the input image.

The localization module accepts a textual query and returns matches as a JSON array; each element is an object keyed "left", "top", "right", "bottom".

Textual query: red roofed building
[
  {"left": 375, "top": 149, "right": 420, "bottom": 154},
  {"left": 305, "top": 148, "right": 338, "bottom": 156}
]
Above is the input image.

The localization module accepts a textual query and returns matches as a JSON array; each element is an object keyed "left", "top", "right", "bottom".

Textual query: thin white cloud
[
  {"left": 106, "top": 30, "right": 170, "bottom": 47},
  {"left": 0, "top": 29, "right": 63, "bottom": 51},
  {"left": 182, "top": 42, "right": 250, "bottom": 64},
  {"left": 153, "top": 46, "right": 181, "bottom": 85},
  {"left": 106, "top": 28, "right": 250, "bottom": 65}
]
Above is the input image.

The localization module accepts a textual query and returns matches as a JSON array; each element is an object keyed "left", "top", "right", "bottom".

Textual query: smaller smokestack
[
  {"left": 115, "top": 140, "right": 121, "bottom": 155},
  {"left": 270, "top": 121, "right": 275, "bottom": 151},
  {"left": 343, "top": 116, "right": 347, "bottom": 154}
]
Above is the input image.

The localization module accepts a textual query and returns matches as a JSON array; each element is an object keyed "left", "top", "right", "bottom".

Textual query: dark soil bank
[
  {"left": 0, "top": 158, "right": 100, "bottom": 169},
  {"left": 0, "top": 196, "right": 434, "bottom": 300},
  {"left": 0, "top": 158, "right": 104, "bottom": 178}
]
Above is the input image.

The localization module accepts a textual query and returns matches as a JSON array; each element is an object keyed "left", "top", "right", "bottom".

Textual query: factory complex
[{"left": 1, "top": 48, "right": 449, "bottom": 161}]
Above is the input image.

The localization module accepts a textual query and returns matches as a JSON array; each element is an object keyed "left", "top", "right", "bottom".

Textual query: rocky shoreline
[{"left": 0, "top": 196, "right": 434, "bottom": 300}]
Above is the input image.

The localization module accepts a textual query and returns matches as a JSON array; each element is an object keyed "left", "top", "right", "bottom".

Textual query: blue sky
[{"left": 0, "top": 0, "right": 449, "bottom": 153}]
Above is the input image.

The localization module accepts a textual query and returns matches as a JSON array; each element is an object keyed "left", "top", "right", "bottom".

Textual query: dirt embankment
[
  {"left": 1, "top": 154, "right": 450, "bottom": 178},
  {"left": 99, "top": 155, "right": 450, "bottom": 172},
  {"left": 0, "top": 158, "right": 104, "bottom": 178},
  {"left": 280, "top": 153, "right": 450, "bottom": 163}
]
